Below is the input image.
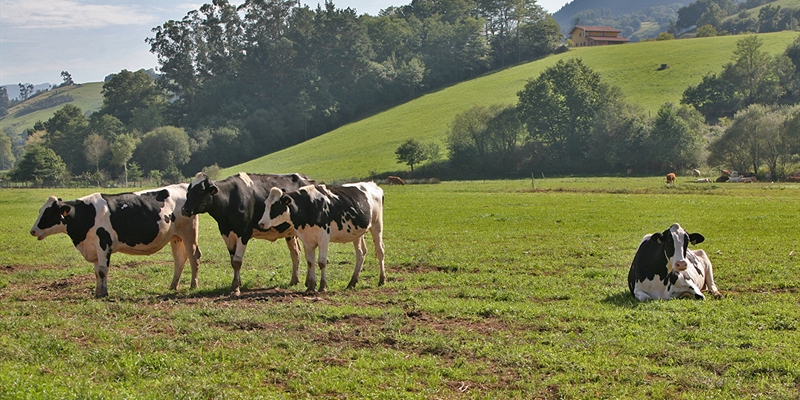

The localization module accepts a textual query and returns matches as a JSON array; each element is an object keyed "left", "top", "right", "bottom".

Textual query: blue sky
[{"left": 0, "top": 0, "right": 570, "bottom": 87}]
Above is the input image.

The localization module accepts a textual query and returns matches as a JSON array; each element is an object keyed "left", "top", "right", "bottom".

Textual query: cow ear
[
  {"left": 650, "top": 233, "right": 663, "bottom": 243},
  {"left": 208, "top": 184, "right": 218, "bottom": 196},
  {"left": 59, "top": 205, "right": 71, "bottom": 218},
  {"left": 689, "top": 233, "right": 705, "bottom": 245},
  {"left": 280, "top": 195, "right": 292, "bottom": 206}
]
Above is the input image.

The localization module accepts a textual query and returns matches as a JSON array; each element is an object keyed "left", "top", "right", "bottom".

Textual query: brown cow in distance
[
  {"left": 666, "top": 173, "right": 676, "bottom": 185},
  {"left": 387, "top": 176, "right": 405, "bottom": 185}
]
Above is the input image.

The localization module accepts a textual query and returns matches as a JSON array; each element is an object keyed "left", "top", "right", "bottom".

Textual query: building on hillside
[{"left": 569, "top": 26, "right": 630, "bottom": 47}]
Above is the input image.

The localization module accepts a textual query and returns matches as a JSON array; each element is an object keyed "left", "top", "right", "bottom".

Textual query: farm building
[{"left": 569, "top": 25, "right": 630, "bottom": 47}]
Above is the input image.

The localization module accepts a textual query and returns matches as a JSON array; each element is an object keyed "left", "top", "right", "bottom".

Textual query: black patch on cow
[
  {"left": 96, "top": 227, "right": 112, "bottom": 251},
  {"left": 37, "top": 201, "right": 66, "bottom": 230},
  {"left": 627, "top": 233, "right": 670, "bottom": 296},
  {"left": 164, "top": 213, "right": 176, "bottom": 224},
  {"left": 64, "top": 201, "right": 97, "bottom": 247},
  {"left": 273, "top": 222, "right": 292, "bottom": 234},
  {"left": 285, "top": 185, "right": 371, "bottom": 233},
  {"left": 188, "top": 173, "right": 314, "bottom": 243},
  {"left": 103, "top": 191, "right": 167, "bottom": 248}
]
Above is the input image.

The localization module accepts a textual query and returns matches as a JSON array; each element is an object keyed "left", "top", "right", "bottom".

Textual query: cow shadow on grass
[
  {"left": 601, "top": 291, "right": 641, "bottom": 308},
  {"left": 150, "top": 285, "right": 312, "bottom": 303}
]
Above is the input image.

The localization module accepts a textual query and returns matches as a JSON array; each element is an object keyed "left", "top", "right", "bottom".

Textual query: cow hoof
[
  {"left": 230, "top": 289, "right": 242, "bottom": 297},
  {"left": 378, "top": 278, "right": 385, "bottom": 286},
  {"left": 289, "top": 278, "right": 299, "bottom": 286}
]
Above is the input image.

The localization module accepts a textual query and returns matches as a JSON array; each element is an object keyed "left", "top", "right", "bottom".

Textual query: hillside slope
[
  {"left": 224, "top": 31, "right": 799, "bottom": 181},
  {"left": 0, "top": 83, "right": 104, "bottom": 135}
]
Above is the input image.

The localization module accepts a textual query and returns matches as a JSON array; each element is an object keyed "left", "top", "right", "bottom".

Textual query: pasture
[{"left": 1, "top": 177, "right": 799, "bottom": 398}]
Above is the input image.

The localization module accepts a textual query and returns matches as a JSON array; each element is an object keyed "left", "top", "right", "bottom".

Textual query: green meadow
[
  {"left": 2, "top": 177, "right": 799, "bottom": 398},
  {"left": 225, "top": 31, "right": 800, "bottom": 181},
  {"left": 0, "top": 82, "right": 104, "bottom": 135}
]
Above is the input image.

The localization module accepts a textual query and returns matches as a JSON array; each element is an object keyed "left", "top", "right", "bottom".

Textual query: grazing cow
[
  {"left": 258, "top": 182, "right": 385, "bottom": 292},
  {"left": 30, "top": 184, "right": 201, "bottom": 297},
  {"left": 386, "top": 176, "right": 405, "bottom": 185},
  {"left": 181, "top": 172, "right": 314, "bottom": 295},
  {"left": 692, "top": 169, "right": 701, "bottom": 177},
  {"left": 666, "top": 173, "right": 676, "bottom": 185},
  {"left": 627, "top": 223, "right": 721, "bottom": 301}
]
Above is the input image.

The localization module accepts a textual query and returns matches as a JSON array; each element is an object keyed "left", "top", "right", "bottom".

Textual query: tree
[
  {"left": 648, "top": 103, "right": 706, "bottom": 173},
  {"left": 110, "top": 134, "right": 139, "bottom": 187},
  {"left": 11, "top": 145, "right": 68, "bottom": 186},
  {"left": 696, "top": 24, "right": 718, "bottom": 37},
  {"left": 757, "top": 4, "right": 781, "bottom": 33},
  {"left": 517, "top": 58, "right": 610, "bottom": 165},
  {"left": 0, "top": 87, "right": 9, "bottom": 117},
  {"left": 395, "top": 138, "right": 438, "bottom": 172},
  {"left": 133, "top": 126, "right": 192, "bottom": 173},
  {"left": 43, "top": 104, "right": 90, "bottom": 173},
  {"left": 60, "top": 71, "right": 74, "bottom": 87},
  {"left": 83, "top": 134, "right": 109, "bottom": 175},
  {"left": 0, "top": 132, "right": 14, "bottom": 170},
  {"left": 100, "top": 69, "right": 166, "bottom": 126}
]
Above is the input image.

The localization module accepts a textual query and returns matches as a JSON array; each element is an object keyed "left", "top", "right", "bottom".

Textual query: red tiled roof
[
  {"left": 570, "top": 25, "right": 622, "bottom": 34},
  {"left": 587, "top": 36, "right": 630, "bottom": 42}
]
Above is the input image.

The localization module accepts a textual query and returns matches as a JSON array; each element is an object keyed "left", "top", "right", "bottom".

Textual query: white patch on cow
[
  {"left": 667, "top": 223, "right": 688, "bottom": 273},
  {"left": 238, "top": 172, "right": 254, "bottom": 188},
  {"left": 190, "top": 172, "right": 207, "bottom": 188}
]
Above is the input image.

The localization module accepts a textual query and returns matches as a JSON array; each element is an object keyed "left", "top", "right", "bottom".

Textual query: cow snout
[
  {"left": 181, "top": 207, "right": 193, "bottom": 217},
  {"left": 30, "top": 229, "right": 43, "bottom": 240},
  {"left": 675, "top": 260, "right": 688, "bottom": 271},
  {"left": 695, "top": 293, "right": 705, "bottom": 300}
]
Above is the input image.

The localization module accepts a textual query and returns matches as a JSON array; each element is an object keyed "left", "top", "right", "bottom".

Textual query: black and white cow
[
  {"left": 258, "top": 182, "right": 385, "bottom": 292},
  {"left": 30, "top": 184, "right": 201, "bottom": 297},
  {"left": 181, "top": 172, "right": 314, "bottom": 295},
  {"left": 628, "top": 223, "right": 721, "bottom": 301}
]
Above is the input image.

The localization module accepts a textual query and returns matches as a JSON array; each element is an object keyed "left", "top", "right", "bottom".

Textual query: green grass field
[
  {"left": 2, "top": 176, "right": 799, "bottom": 398},
  {"left": 225, "top": 31, "right": 800, "bottom": 182}
]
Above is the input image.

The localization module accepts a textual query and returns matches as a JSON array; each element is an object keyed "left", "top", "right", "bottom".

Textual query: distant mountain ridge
[{"left": 553, "top": 0, "right": 694, "bottom": 33}]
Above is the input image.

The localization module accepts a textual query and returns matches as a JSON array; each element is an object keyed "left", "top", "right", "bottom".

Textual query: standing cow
[
  {"left": 181, "top": 172, "right": 314, "bottom": 295},
  {"left": 628, "top": 223, "right": 721, "bottom": 301},
  {"left": 258, "top": 182, "right": 385, "bottom": 292},
  {"left": 666, "top": 173, "right": 676, "bottom": 185},
  {"left": 30, "top": 184, "right": 201, "bottom": 297}
]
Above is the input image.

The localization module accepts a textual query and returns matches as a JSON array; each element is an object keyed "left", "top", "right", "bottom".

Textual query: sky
[{"left": 0, "top": 0, "right": 571, "bottom": 88}]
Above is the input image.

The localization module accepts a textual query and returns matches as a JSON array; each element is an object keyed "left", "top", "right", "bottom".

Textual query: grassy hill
[
  {"left": 0, "top": 83, "right": 104, "bottom": 135},
  {"left": 224, "top": 31, "right": 800, "bottom": 182}
]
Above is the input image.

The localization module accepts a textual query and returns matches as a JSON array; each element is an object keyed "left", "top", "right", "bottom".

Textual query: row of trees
[
  {"left": 4, "top": 0, "right": 566, "bottom": 186},
  {"left": 676, "top": 0, "right": 797, "bottom": 36},
  {"left": 569, "top": 4, "right": 684, "bottom": 42},
  {"left": 433, "top": 36, "right": 800, "bottom": 180},
  {"left": 147, "top": 0, "right": 562, "bottom": 154}
]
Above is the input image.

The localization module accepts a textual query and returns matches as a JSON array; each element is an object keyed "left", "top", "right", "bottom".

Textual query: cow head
[
  {"left": 30, "top": 196, "right": 70, "bottom": 240},
  {"left": 668, "top": 270, "right": 705, "bottom": 300},
  {"left": 258, "top": 187, "right": 293, "bottom": 231},
  {"left": 649, "top": 223, "right": 704, "bottom": 274},
  {"left": 182, "top": 173, "right": 218, "bottom": 217}
]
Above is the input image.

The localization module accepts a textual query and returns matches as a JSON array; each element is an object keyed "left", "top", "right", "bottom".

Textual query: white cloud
[{"left": 1, "top": 0, "right": 156, "bottom": 29}]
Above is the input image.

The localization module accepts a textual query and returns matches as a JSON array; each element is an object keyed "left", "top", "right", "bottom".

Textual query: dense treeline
[
  {"left": 437, "top": 36, "right": 800, "bottom": 180},
  {"left": 569, "top": 4, "right": 685, "bottom": 42},
  {"left": 147, "top": 0, "right": 561, "bottom": 163},
  {"left": 1, "top": 0, "right": 563, "bottom": 186},
  {"left": 675, "top": 0, "right": 797, "bottom": 36}
]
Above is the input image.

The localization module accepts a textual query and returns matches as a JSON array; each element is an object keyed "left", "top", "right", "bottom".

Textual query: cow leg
[
  {"left": 223, "top": 234, "right": 245, "bottom": 296},
  {"left": 94, "top": 247, "right": 112, "bottom": 298},
  {"left": 303, "top": 243, "right": 318, "bottom": 292},
  {"left": 185, "top": 235, "right": 201, "bottom": 289},
  {"left": 168, "top": 238, "right": 188, "bottom": 291},
  {"left": 347, "top": 236, "right": 367, "bottom": 289},
  {"left": 694, "top": 250, "right": 722, "bottom": 297},
  {"left": 633, "top": 288, "right": 653, "bottom": 302},
  {"left": 317, "top": 238, "right": 331, "bottom": 292},
  {"left": 371, "top": 220, "right": 386, "bottom": 286},
  {"left": 286, "top": 236, "right": 301, "bottom": 286}
]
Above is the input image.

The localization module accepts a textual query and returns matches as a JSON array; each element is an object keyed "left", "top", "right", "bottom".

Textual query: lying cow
[
  {"left": 387, "top": 176, "right": 405, "bottom": 185},
  {"left": 258, "top": 182, "right": 385, "bottom": 292},
  {"left": 30, "top": 184, "right": 201, "bottom": 297},
  {"left": 182, "top": 172, "right": 313, "bottom": 295},
  {"left": 627, "top": 223, "right": 721, "bottom": 301}
]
